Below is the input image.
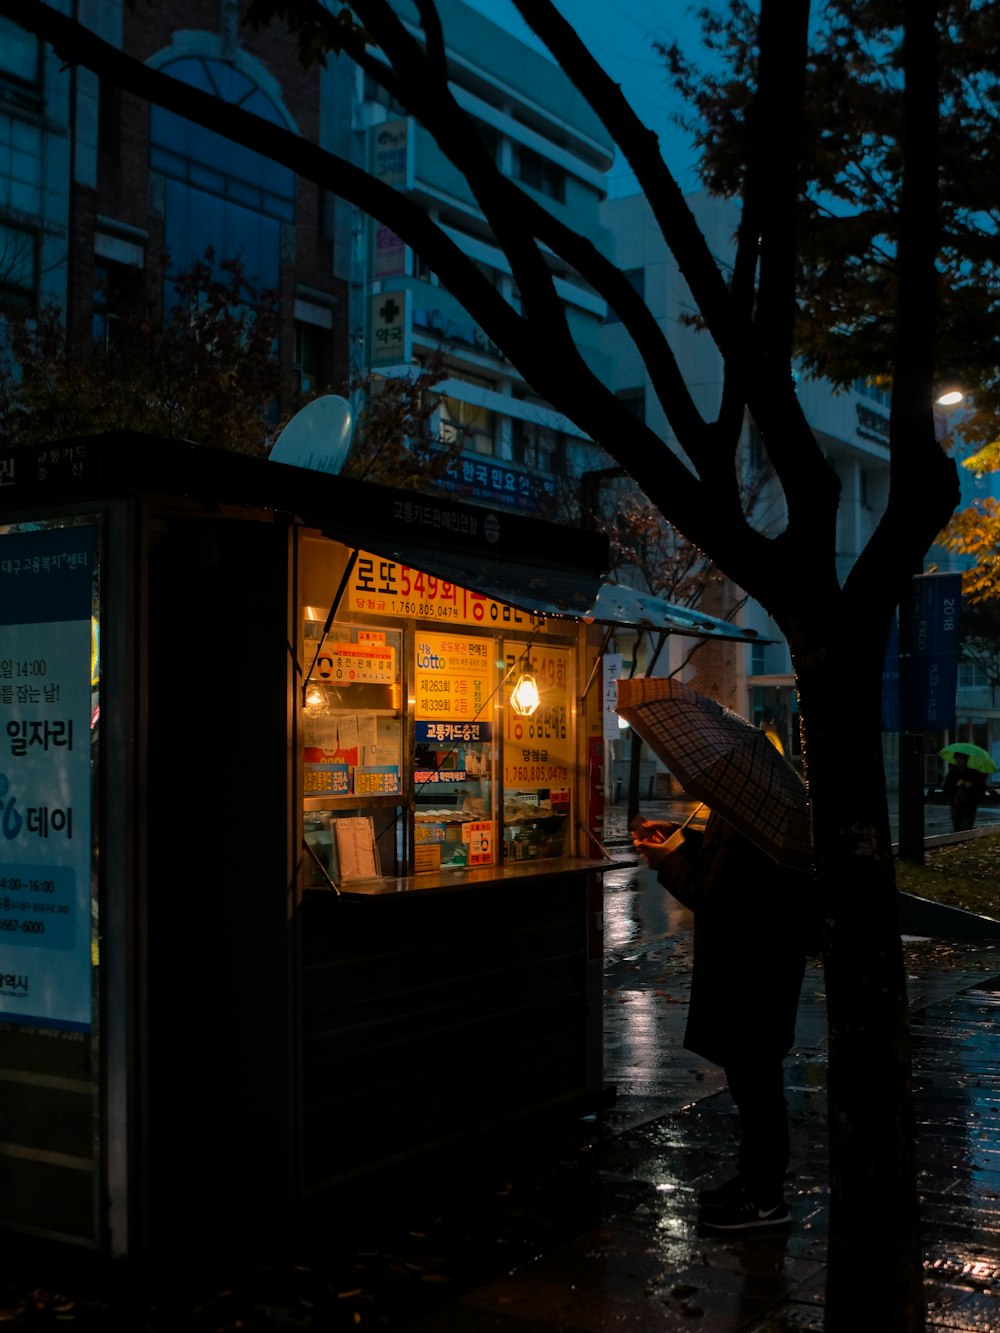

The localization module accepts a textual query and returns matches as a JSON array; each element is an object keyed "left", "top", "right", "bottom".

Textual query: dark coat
[
  {"left": 942, "top": 762, "right": 987, "bottom": 811},
  {"left": 656, "top": 811, "right": 819, "bottom": 1068}
]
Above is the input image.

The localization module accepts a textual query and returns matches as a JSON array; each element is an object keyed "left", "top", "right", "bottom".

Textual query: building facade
[
  {"left": 340, "top": 0, "right": 615, "bottom": 516},
  {"left": 599, "top": 190, "right": 905, "bottom": 773},
  {"left": 0, "top": 0, "right": 350, "bottom": 416}
]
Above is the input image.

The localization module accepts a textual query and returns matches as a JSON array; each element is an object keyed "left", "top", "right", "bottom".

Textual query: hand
[
  {"left": 630, "top": 817, "right": 677, "bottom": 844},
  {"left": 631, "top": 819, "right": 679, "bottom": 870}
]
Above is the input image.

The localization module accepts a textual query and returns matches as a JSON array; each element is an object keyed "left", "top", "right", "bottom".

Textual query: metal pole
[{"left": 897, "top": 579, "right": 925, "bottom": 864}]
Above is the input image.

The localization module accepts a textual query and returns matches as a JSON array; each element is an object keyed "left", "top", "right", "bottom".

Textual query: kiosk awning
[
  {"left": 0, "top": 433, "right": 762, "bottom": 644},
  {"left": 321, "top": 493, "right": 763, "bottom": 644}
]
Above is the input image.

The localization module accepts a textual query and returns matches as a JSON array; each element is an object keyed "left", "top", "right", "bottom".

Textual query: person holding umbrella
[
  {"left": 618, "top": 677, "right": 820, "bottom": 1232},
  {"left": 940, "top": 744, "right": 992, "bottom": 832}
]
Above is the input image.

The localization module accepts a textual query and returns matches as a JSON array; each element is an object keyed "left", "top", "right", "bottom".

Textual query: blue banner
[
  {"left": 0, "top": 523, "right": 96, "bottom": 1031},
  {"left": 900, "top": 572, "right": 962, "bottom": 733}
]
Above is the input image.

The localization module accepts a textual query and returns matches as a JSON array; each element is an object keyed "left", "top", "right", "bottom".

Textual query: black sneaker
[{"left": 698, "top": 1191, "right": 790, "bottom": 1231}]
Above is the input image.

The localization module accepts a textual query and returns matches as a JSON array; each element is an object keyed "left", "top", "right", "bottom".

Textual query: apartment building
[{"left": 341, "top": 0, "right": 616, "bottom": 516}]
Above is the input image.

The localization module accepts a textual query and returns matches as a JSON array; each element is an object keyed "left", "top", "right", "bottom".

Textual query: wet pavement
[
  {"left": 7, "top": 798, "right": 1000, "bottom": 1329},
  {"left": 380, "top": 798, "right": 1000, "bottom": 1332}
]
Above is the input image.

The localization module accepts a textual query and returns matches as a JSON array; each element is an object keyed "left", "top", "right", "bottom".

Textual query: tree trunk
[{"left": 797, "top": 649, "right": 925, "bottom": 1331}]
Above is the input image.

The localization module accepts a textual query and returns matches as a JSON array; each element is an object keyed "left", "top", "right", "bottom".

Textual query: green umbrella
[{"left": 939, "top": 742, "right": 997, "bottom": 775}]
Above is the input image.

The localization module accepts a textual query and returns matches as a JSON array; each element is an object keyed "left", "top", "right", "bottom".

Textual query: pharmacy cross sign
[{"left": 369, "top": 289, "right": 411, "bottom": 368}]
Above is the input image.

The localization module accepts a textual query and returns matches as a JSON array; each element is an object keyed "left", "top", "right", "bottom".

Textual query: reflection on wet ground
[{"left": 392, "top": 803, "right": 1000, "bottom": 1331}]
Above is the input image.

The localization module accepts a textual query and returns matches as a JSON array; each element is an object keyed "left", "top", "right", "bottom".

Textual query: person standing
[
  {"left": 633, "top": 809, "right": 819, "bottom": 1231},
  {"left": 942, "top": 751, "right": 987, "bottom": 832}
]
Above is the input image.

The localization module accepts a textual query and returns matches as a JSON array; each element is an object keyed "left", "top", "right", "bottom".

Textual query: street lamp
[{"left": 897, "top": 389, "right": 967, "bottom": 863}]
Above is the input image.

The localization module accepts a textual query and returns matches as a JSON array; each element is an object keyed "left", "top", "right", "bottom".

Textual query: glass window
[
  {"left": 440, "top": 395, "right": 495, "bottom": 455},
  {"left": 958, "top": 662, "right": 990, "bottom": 689},
  {"left": 616, "top": 387, "right": 645, "bottom": 423},
  {"left": 514, "top": 144, "right": 565, "bottom": 202},
  {"left": 302, "top": 619, "right": 404, "bottom": 885},
  {"left": 0, "top": 18, "right": 40, "bottom": 91},
  {"left": 0, "top": 222, "right": 37, "bottom": 308},
  {"left": 511, "top": 417, "right": 562, "bottom": 473},
  {"left": 149, "top": 57, "right": 295, "bottom": 287},
  {"left": 413, "top": 631, "right": 497, "bottom": 871},
  {"left": 92, "top": 257, "right": 145, "bottom": 348},
  {"left": 294, "top": 321, "right": 330, "bottom": 396},
  {"left": 503, "top": 641, "right": 573, "bottom": 860}
]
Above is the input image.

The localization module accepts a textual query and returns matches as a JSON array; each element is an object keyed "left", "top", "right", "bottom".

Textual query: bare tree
[{"left": 4, "top": 1, "right": 961, "bottom": 1324}]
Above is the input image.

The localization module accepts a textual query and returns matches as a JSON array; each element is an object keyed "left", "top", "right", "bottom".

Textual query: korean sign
[
  {"left": 0, "top": 523, "right": 95, "bottom": 1031},
  {"left": 414, "top": 632, "right": 493, "bottom": 725},
  {"left": 369, "top": 289, "right": 412, "bottom": 369},
  {"left": 347, "top": 553, "right": 545, "bottom": 630},
  {"left": 370, "top": 118, "right": 412, "bottom": 187},
  {"left": 503, "top": 642, "right": 573, "bottom": 794}
]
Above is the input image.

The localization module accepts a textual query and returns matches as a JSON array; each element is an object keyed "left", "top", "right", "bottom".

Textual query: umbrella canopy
[
  {"left": 615, "top": 676, "right": 812, "bottom": 871},
  {"left": 939, "top": 743, "right": 997, "bottom": 775}
]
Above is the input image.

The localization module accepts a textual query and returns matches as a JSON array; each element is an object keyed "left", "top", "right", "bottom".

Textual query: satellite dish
[{"left": 269, "top": 394, "right": 354, "bottom": 475}]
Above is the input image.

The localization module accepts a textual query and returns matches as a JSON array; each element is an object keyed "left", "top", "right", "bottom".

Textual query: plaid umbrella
[{"left": 615, "top": 676, "right": 812, "bottom": 871}]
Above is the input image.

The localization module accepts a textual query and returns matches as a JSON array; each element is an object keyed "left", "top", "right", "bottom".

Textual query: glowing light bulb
[{"left": 510, "top": 671, "right": 540, "bottom": 717}]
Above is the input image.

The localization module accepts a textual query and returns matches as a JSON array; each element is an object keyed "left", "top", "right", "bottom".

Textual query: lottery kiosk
[{"left": 0, "top": 432, "right": 619, "bottom": 1256}]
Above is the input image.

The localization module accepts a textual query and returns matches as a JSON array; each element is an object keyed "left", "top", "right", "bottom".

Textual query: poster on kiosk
[{"left": 0, "top": 523, "right": 95, "bottom": 1032}]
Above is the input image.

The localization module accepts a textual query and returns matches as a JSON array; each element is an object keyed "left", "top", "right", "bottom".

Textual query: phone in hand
[{"left": 630, "top": 814, "right": 667, "bottom": 844}]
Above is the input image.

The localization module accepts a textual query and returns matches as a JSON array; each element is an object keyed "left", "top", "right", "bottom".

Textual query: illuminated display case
[
  {"left": 412, "top": 630, "right": 497, "bottom": 871},
  {"left": 502, "top": 640, "right": 573, "bottom": 861},
  {"left": 302, "top": 618, "right": 403, "bottom": 885}
]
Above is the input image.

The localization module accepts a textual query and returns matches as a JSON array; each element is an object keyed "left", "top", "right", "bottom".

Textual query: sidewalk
[
  {"left": 387, "top": 890, "right": 1000, "bottom": 1331},
  {"left": 381, "top": 803, "right": 1000, "bottom": 1332}
]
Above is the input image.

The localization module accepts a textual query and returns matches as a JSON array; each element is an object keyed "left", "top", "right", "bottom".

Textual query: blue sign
[
  {"left": 900, "top": 572, "right": 962, "bottom": 733},
  {"left": 415, "top": 720, "right": 491, "bottom": 744},
  {"left": 0, "top": 523, "right": 95, "bottom": 1031}
]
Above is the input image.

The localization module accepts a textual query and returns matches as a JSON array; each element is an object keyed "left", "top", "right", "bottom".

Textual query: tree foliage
[
  {"left": 0, "top": 253, "right": 284, "bottom": 453},
  {"left": 664, "top": 0, "right": 1000, "bottom": 449},
  {"left": 0, "top": 249, "right": 456, "bottom": 486}
]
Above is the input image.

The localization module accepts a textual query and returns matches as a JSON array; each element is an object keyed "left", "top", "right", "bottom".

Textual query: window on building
[
  {"left": 92, "top": 257, "right": 145, "bottom": 349},
  {"left": 603, "top": 268, "right": 645, "bottom": 324},
  {"left": 294, "top": 321, "right": 331, "bottom": 396},
  {"left": 511, "top": 417, "right": 562, "bottom": 473},
  {"left": 149, "top": 57, "right": 295, "bottom": 291},
  {"left": 958, "top": 661, "right": 991, "bottom": 689},
  {"left": 513, "top": 144, "right": 565, "bottom": 202},
  {"left": 0, "top": 18, "right": 40, "bottom": 98},
  {"left": 853, "top": 378, "right": 892, "bottom": 409},
  {"left": 363, "top": 71, "right": 406, "bottom": 117},
  {"left": 616, "top": 387, "right": 646, "bottom": 423},
  {"left": 440, "top": 396, "right": 495, "bottom": 456},
  {"left": 0, "top": 222, "right": 37, "bottom": 309}
]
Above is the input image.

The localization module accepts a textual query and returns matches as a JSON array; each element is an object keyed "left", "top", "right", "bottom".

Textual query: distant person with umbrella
[
  {"left": 940, "top": 743, "right": 993, "bottom": 832},
  {"left": 617, "top": 678, "right": 819, "bottom": 1232}
]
